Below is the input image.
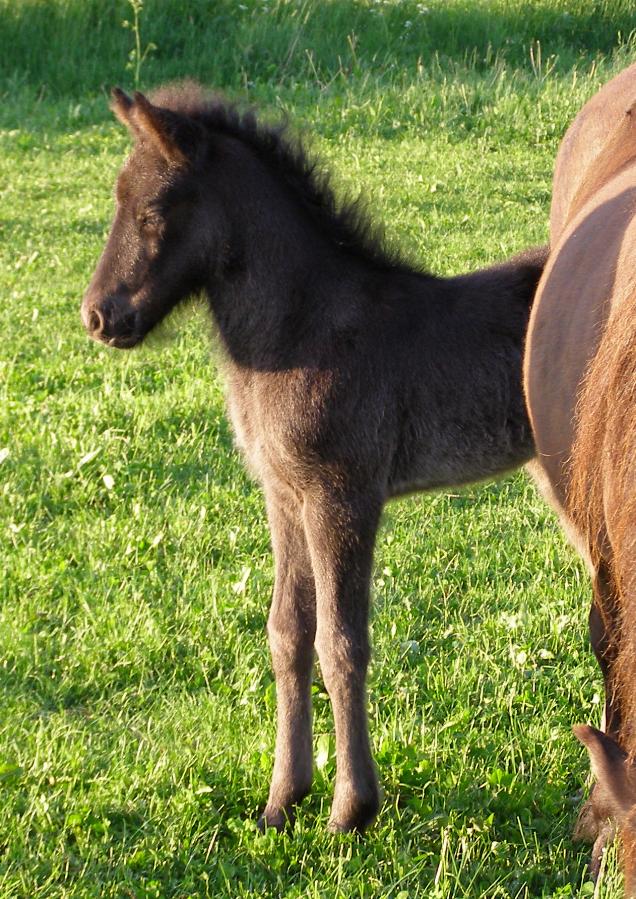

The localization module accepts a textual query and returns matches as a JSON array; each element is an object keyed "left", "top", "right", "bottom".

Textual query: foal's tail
[{"left": 569, "top": 280, "right": 636, "bottom": 754}]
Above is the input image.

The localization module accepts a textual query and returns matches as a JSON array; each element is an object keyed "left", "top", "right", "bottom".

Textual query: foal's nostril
[
  {"left": 82, "top": 296, "right": 139, "bottom": 347},
  {"left": 88, "top": 308, "right": 105, "bottom": 335}
]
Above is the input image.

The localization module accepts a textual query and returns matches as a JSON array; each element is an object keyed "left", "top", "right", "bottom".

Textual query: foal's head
[
  {"left": 81, "top": 86, "right": 227, "bottom": 348},
  {"left": 82, "top": 83, "right": 403, "bottom": 350}
]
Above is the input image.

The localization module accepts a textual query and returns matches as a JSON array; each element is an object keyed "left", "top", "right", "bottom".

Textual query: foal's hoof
[
  {"left": 328, "top": 794, "right": 380, "bottom": 834},
  {"left": 257, "top": 805, "right": 295, "bottom": 833}
]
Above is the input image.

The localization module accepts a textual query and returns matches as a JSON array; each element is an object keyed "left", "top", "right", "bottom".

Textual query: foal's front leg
[
  {"left": 302, "top": 487, "right": 382, "bottom": 832},
  {"left": 259, "top": 490, "right": 316, "bottom": 831}
]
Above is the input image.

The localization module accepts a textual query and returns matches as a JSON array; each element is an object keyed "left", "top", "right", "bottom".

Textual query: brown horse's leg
[
  {"left": 302, "top": 487, "right": 382, "bottom": 833},
  {"left": 259, "top": 488, "right": 316, "bottom": 831},
  {"left": 574, "top": 559, "right": 622, "bottom": 876}
]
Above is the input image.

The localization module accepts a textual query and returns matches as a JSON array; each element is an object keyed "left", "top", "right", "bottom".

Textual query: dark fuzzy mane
[{"left": 149, "top": 82, "right": 419, "bottom": 274}]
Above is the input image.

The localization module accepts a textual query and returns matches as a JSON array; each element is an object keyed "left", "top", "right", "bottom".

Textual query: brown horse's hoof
[{"left": 572, "top": 789, "right": 617, "bottom": 881}]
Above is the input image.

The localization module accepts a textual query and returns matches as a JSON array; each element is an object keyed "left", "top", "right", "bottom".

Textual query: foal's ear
[
  {"left": 129, "top": 92, "right": 189, "bottom": 166},
  {"left": 110, "top": 87, "right": 191, "bottom": 166},
  {"left": 111, "top": 87, "right": 135, "bottom": 127},
  {"left": 574, "top": 724, "right": 636, "bottom": 820}
]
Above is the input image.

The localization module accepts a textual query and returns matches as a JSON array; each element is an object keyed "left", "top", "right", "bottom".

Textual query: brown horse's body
[
  {"left": 525, "top": 65, "right": 636, "bottom": 889},
  {"left": 550, "top": 62, "right": 636, "bottom": 242}
]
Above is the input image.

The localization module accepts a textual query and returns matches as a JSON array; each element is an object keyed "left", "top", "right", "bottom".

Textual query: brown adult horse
[
  {"left": 524, "top": 64, "right": 636, "bottom": 888},
  {"left": 575, "top": 725, "right": 636, "bottom": 895},
  {"left": 549, "top": 62, "right": 636, "bottom": 242}
]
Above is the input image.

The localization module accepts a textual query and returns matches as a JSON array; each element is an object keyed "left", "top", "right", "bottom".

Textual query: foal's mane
[{"left": 149, "top": 82, "right": 418, "bottom": 275}]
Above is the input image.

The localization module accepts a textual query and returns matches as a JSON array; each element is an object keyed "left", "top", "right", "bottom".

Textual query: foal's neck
[
  {"left": 204, "top": 137, "right": 532, "bottom": 378},
  {"left": 207, "top": 201, "right": 436, "bottom": 367}
]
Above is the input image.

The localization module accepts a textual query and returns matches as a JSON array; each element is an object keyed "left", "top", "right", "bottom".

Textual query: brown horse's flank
[
  {"left": 566, "top": 100, "right": 636, "bottom": 233},
  {"left": 525, "top": 63, "right": 636, "bottom": 892},
  {"left": 82, "top": 82, "right": 546, "bottom": 833},
  {"left": 550, "top": 62, "right": 636, "bottom": 242}
]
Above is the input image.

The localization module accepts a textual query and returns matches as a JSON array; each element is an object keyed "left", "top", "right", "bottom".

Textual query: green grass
[{"left": 2, "top": 1, "right": 636, "bottom": 896}]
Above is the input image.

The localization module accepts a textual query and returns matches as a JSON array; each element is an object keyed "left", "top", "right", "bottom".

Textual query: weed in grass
[{"left": 122, "top": 0, "right": 157, "bottom": 90}]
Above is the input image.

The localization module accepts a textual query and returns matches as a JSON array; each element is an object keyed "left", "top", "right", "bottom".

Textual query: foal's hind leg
[
  {"left": 574, "top": 559, "right": 622, "bottom": 875},
  {"left": 259, "top": 487, "right": 316, "bottom": 831},
  {"left": 302, "top": 486, "right": 382, "bottom": 833}
]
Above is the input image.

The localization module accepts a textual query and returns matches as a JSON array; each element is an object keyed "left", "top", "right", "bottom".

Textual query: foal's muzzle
[{"left": 81, "top": 294, "right": 141, "bottom": 349}]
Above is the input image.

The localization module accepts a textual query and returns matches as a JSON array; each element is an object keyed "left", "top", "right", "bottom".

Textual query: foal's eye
[{"left": 138, "top": 211, "right": 161, "bottom": 232}]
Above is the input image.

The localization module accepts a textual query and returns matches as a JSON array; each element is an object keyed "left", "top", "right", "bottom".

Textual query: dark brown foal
[{"left": 82, "top": 83, "right": 545, "bottom": 831}]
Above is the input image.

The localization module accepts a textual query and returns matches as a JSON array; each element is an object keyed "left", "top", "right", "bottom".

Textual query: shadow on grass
[
  {"left": 28, "top": 770, "right": 593, "bottom": 898},
  {"left": 0, "top": 0, "right": 634, "bottom": 141},
  {"left": 1, "top": 0, "right": 634, "bottom": 98}
]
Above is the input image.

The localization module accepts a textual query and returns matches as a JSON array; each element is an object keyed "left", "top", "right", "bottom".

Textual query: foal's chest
[{"left": 225, "top": 368, "right": 328, "bottom": 484}]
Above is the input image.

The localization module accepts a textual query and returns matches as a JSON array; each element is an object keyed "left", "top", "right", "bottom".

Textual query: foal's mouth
[
  {"left": 82, "top": 303, "right": 144, "bottom": 350},
  {"left": 105, "top": 332, "right": 142, "bottom": 350},
  {"left": 84, "top": 326, "right": 142, "bottom": 350}
]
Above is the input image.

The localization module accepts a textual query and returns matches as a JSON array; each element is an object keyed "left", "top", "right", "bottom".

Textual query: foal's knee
[
  {"left": 315, "top": 626, "right": 370, "bottom": 689},
  {"left": 267, "top": 608, "right": 314, "bottom": 675}
]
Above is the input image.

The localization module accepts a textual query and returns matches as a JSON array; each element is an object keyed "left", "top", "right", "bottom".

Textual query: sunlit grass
[{"left": 2, "top": 1, "right": 635, "bottom": 896}]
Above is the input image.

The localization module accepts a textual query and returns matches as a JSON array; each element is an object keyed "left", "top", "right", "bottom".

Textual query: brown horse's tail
[{"left": 569, "top": 281, "right": 636, "bottom": 756}]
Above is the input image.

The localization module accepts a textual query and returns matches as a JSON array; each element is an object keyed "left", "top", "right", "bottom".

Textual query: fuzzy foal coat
[{"left": 81, "top": 83, "right": 546, "bottom": 832}]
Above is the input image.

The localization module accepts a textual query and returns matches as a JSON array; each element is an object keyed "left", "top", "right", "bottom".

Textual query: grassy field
[{"left": 2, "top": 1, "right": 636, "bottom": 896}]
